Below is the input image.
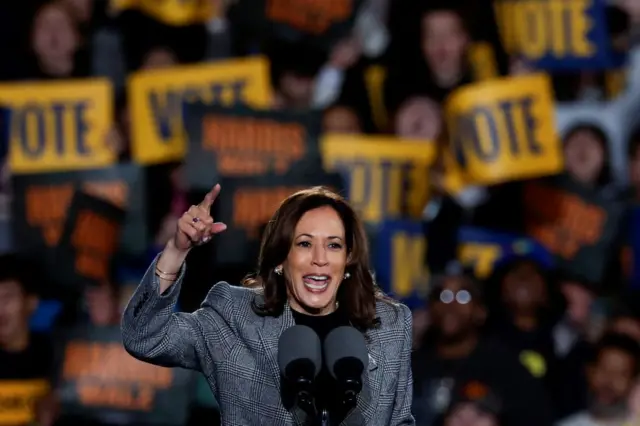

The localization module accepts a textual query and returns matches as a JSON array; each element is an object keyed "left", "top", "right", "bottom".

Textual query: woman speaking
[{"left": 122, "top": 184, "right": 414, "bottom": 425}]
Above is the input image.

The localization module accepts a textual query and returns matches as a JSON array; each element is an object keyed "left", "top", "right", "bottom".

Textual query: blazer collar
[{"left": 257, "top": 301, "right": 383, "bottom": 426}]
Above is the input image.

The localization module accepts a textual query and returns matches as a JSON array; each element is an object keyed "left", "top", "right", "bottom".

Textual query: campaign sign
[
  {"left": 11, "top": 164, "right": 147, "bottom": 256},
  {"left": 213, "top": 172, "right": 344, "bottom": 266},
  {"left": 0, "top": 380, "right": 49, "bottom": 425},
  {"left": 457, "top": 226, "right": 555, "bottom": 280},
  {"left": 0, "top": 79, "right": 115, "bottom": 174},
  {"left": 129, "top": 57, "right": 272, "bottom": 165},
  {"left": 444, "top": 73, "right": 562, "bottom": 192},
  {"left": 524, "top": 175, "right": 626, "bottom": 282},
  {"left": 374, "top": 220, "right": 429, "bottom": 309},
  {"left": 57, "top": 325, "right": 194, "bottom": 426},
  {"left": 321, "top": 135, "right": 436, "bottom": 225},
  {"left": 493, "top": 0, "right": 625, "bottom": 70},
  {"left": 184, "top": 103, "right": 323, "bottom": 191},
  {"left": 54, "top": 191, "right": 125, "bottom": 288}
]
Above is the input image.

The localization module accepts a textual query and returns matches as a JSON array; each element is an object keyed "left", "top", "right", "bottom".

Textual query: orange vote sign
[{"left": 62, "top": 341, "right": 174, "bottom": 412}]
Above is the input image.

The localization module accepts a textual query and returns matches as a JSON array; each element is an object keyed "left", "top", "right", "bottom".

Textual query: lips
[{"left": 302, "top": 274, "right": 331, "bottom": 293}]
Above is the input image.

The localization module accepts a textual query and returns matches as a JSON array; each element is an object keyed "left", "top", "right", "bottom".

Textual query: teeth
[
  {"left": 307, "top": 275, "right": 329, "bottom": 281},
  {"left": 303, "top": 275, "right": 329, "bottom": 290},
  {"left": 305, "top": 283, "right": 327, "bottom": 289}
]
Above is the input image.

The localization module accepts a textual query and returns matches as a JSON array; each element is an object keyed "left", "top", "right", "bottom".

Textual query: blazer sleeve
[
  {"left": 121, "top": 254, "right": 239, "bottom": 376},
  {"left": 391, "top": 305, "right": 416, "bottom": 426}
]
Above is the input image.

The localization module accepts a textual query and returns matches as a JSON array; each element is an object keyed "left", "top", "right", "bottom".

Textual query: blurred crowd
[{"left": 3, "top": 0, "right": 640, "bottom": 426}]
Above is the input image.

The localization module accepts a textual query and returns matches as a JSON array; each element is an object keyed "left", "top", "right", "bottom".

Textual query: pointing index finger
[{"left": 198, "top": 183, "right": 221, "bottom": 211}]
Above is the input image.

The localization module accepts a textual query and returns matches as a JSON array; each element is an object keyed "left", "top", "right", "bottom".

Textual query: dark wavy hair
[{"left": 242, "top": 186, "right": 390, "bottom": 330}]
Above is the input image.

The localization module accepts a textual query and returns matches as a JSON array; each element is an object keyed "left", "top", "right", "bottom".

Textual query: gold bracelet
[{"left": 155, "top": 267, "right": 178, "bottom": 281}]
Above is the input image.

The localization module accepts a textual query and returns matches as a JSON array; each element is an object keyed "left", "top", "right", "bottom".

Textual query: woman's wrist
[{"left": 157, "top": 239, "right": 189, "bottom": 275}]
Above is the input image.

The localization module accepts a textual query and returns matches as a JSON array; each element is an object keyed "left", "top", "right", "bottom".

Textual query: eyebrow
[{"left": 297, "top": 233, "right": 344, "bottom": 241}]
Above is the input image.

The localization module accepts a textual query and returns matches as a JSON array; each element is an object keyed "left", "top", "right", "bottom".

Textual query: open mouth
[{"left": 303, "top": 275, "right": 330, "bottom": 293}]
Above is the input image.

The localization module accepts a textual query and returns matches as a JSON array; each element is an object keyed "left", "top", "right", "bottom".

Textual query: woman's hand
[{"left": 173, "top": 184, "right": 227, "bottom": 252}]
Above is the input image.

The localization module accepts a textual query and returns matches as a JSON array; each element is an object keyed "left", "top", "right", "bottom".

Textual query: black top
[
  {"left": 0, "top": 332, "right": 55, "bottom": 380},
  {"left": 411, "top": 336, "right": 553, "bottom": 426},
  {"left": 291, "top": 307, "right": 350, "bottom": 416}
]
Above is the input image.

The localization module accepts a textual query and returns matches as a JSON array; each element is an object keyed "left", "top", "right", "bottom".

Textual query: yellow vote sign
[
  {"left": 110, "top": 0, "right": 216, "bottom": 26},
  {"left": 129, "top": 57, "right": 272, "bottom": 165},
  {"left": 0, "top": 379, "right": 50, "bottom": 425},
  {"left": 2, "top": 79, "right": 115, "bottom": 174},
  {"left": 321, "top": 135, "right": 436, "bottom": 224},
  {"left": 445, "top": 73, "right": 562, "bottom": 189},
  {"left": 494, "top": 0, "right": 595, "bottom": 60},
  {"left": 458, "top": 242, "right": 503, "bottom": 279},
  {"left": 392, "top": 232, "right": 429, "bottom": 299}
]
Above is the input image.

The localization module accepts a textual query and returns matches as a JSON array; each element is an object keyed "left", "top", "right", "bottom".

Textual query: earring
[
  {"left": 343, "top": 272, "right": 351, "bottom": 280},
  {"left": 275, "top": 266, "right": 283, "bottom": 275}
]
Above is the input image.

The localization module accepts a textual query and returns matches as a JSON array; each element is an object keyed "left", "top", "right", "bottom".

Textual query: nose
[{"left": 311, "top": 244, "right": 329, "bottom": 267}]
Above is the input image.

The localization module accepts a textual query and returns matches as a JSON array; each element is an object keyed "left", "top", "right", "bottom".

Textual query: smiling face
[{"left": 281, "top": 206, "right": 348, "bottom": 315}]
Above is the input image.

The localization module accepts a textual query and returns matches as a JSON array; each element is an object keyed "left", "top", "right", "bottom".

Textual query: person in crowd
[
  {"left": 554, "top": 275, "right": 598, "bottom": 359},
  {"left": 418, "top": 4, "right": 470, "bottom": 99},
  {"left": 394, "top": 96, "right": 443, "bottom": 141},
  {"left": 28, "top": 0, "right": 87, "bottom": 79},
  {"left": 322, "top": 103, "right": 363, "bottom": 134},
  {"left": 485, "top": 258, "right": 563, "bottom": 399},
  {"left": 552, "top": 275, "right": 599, "bottom": 419},
  {"left": 139, "top": 45, "right": 179, "bottom": 70},
  {"left": 607, "top": 291, "right": 640, "bottom": 421},
  {"left": 84, "top": 282, "right": 122, "bottom": 326},
  {"left": 122, "top": 184, "right": 414, "bottom": 425},
  {"left": 608, "top": 290, "right": 640, "bottom": 343},
  {"left": 412, "top": 271, "right": 551, "bottom": 426},
  {"left": 557, "top": 333, "right": 640, "bottom": 426},
  {"left": 54, "top": 280, "right": 122, "bottom": 329},
  {"left": 562, "top": 124, "right": 613, "bottom": 190},
  {"left": 385, "top": 2, "right": 472, "bottom": 115},
  {"left": 440, "top": 380, "right": 504, "bottom": 426},
  {"left": 555, "top": 0, "right": 640, "bottom": 183},
  {"left": 0, "top": 254, "right": 56, "bottom": 426},
  {"left": 269, "top": 41, "right": 326, "bottom": 109}
]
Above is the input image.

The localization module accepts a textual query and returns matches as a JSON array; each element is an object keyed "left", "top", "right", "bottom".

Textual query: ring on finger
[{"left": 192, "top": 217, "right": 200, "bottom": 223}]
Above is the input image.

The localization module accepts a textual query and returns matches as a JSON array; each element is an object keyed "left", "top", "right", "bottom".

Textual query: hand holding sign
[{"left": 174, "top": 184, "right": 227, "bottom": 251}]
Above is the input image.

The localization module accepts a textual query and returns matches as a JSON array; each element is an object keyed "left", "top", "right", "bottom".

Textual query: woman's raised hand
[{"left": 173, "top": 184, "right": 227, "bottom": 252}]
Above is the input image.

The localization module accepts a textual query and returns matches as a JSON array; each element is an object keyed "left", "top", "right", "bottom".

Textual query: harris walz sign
[
  {"left": 183, "top": 102, "right": 323, "bottom": 191},
  {"left": 57, "top": 325, "right": 194, "bottom": 426},
  {"left": 54, "top": 191, "right": 126, "bottom": 289},
  {"left": 523, "top": 174, "right": 625, "bottom": 283},
  {"left": 11, "top": 164, "right": 147, "bottom": 257}
]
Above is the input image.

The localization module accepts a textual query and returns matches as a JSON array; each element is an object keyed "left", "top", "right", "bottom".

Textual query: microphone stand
[{"left": 320, "top": 409, "right": 329, "bottom": 426}]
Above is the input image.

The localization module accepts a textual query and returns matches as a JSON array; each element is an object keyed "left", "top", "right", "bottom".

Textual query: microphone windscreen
[
  {"left": 277, "top": 325, "right": 322, "bottom": 380},
  {"left": 323, "top": 326, "right": 368, "bottom": 380}
]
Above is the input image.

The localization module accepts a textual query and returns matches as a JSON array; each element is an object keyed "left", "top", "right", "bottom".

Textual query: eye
[
  {"left": 328, "top": 242, "right": 342, "bottom": 250},
  {"left": 297, "top": 241, "right": 311, "bottom": 248}
]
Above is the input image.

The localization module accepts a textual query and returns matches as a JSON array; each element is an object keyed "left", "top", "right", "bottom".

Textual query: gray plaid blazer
[{"left": 122, "top": 256, "right": 415, "bottom": 426}]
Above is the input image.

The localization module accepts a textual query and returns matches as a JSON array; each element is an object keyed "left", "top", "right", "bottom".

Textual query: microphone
[
  {"left": 278, "top": 325, "right": 322, "bottom": 410},
  {"left": 324, "top": 326, "right": 369, "bottom": 406}
]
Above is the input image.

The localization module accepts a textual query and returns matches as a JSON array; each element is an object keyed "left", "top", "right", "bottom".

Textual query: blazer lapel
[
  {"left": 342, "top": 327, "right": 382, "bottom": 426},
  {"left": 258, "top": 303, "right": 306, "bottom": 424}
]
